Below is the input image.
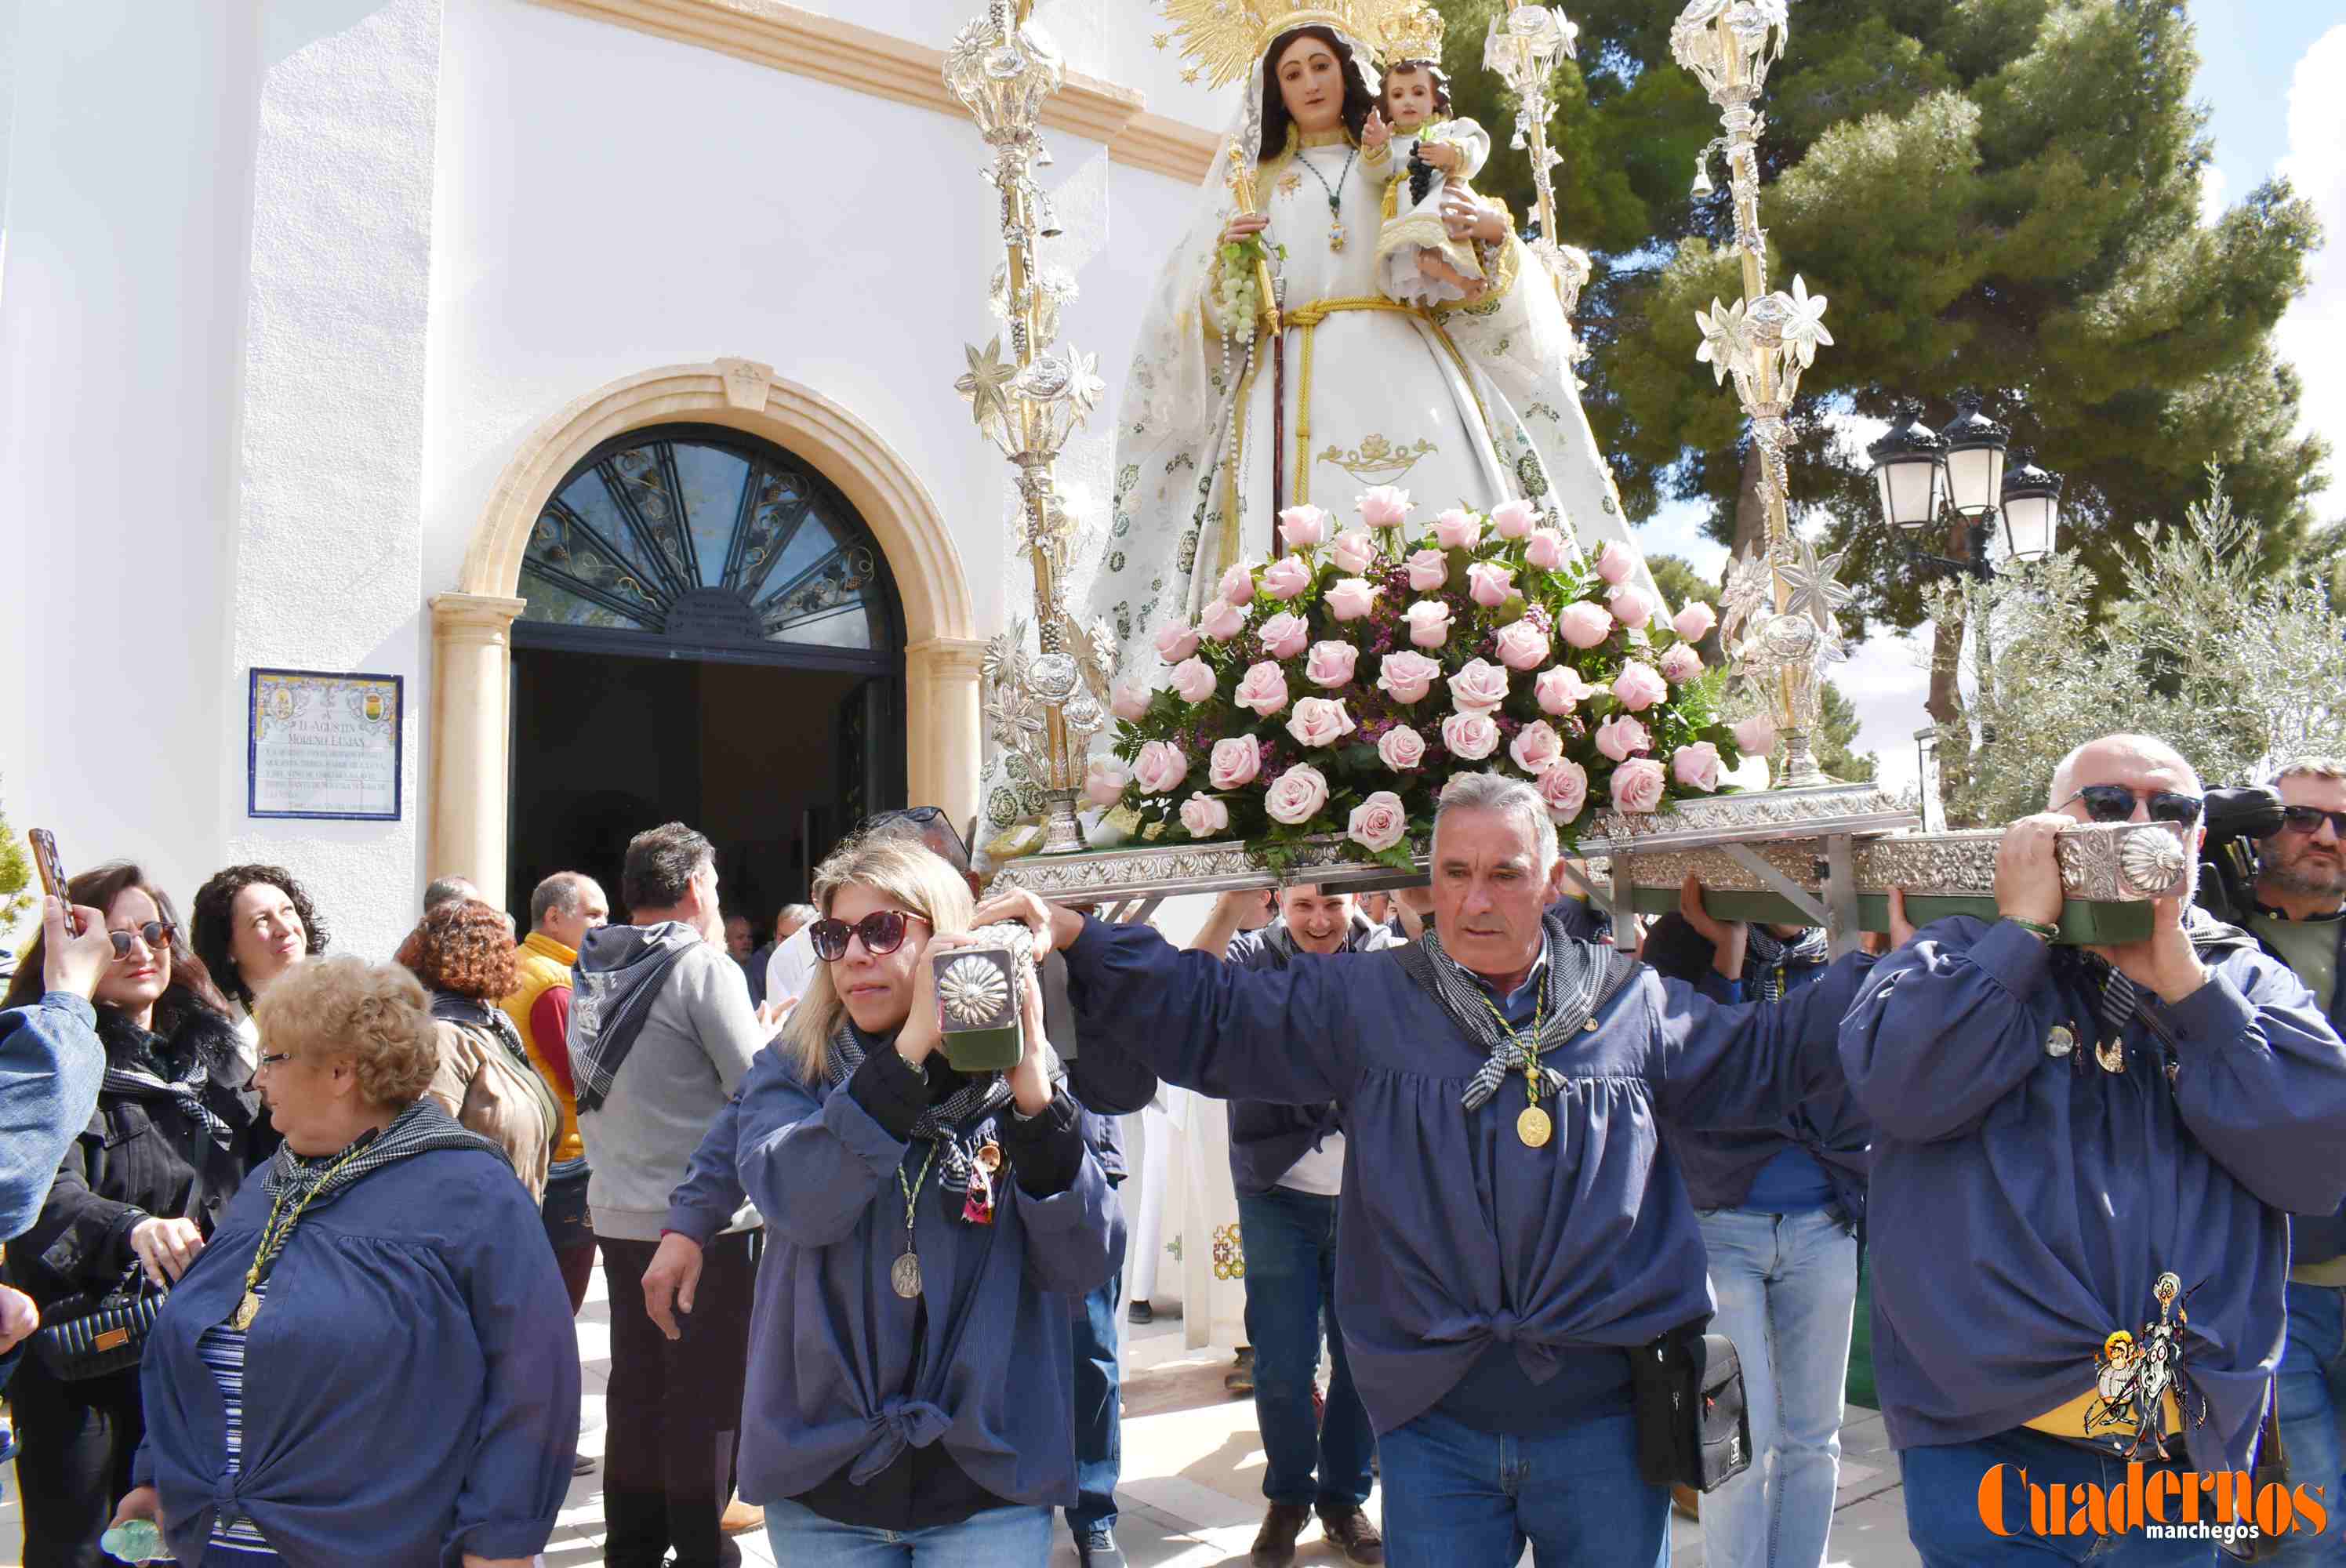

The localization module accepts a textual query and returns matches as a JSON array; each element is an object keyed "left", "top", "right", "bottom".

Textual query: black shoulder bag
[
  {"left": 1629, "top": 1315, "right": 1752, "bottom": 1494},
  {"left": 31, "top": 1261, "right": 168, "bottom": 1381}
]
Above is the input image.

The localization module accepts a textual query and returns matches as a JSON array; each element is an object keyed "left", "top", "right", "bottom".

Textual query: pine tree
[
  {"left": 1814, "top": 681, "right": 1879, "bottom": 784},
  {"left": 1438, "top": 0, "right": 2329, "bottom": 641}
]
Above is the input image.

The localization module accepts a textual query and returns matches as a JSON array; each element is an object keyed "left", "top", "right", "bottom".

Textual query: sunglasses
[
  {"left": 809, "top": 909, "right": 929, "bottom": 962},
  {"left": 106, "top": 920, "right": 178, "bottom": 961},
  {"left": 2282, "top": 806, "right": 2346, "bottom": 837},
  {"left": 2060, "top": 786, "right": 2205, "bottom": 826}
]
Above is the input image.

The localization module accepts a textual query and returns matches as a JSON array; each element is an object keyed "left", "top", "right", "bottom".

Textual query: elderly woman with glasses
[
  {"left": 108, "top": 953, "right": 579, "bottom": 1566},
  {"left": 1, "top": 864, "right": 269, "bottom": 1568},
  {"left": 666, "top": 834, "right": 1116, "bottom": 1564}
]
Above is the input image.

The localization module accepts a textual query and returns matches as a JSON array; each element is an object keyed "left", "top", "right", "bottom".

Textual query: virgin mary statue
[{"left": 1089, "top": 0, "right": 1651, "bottom": 695}]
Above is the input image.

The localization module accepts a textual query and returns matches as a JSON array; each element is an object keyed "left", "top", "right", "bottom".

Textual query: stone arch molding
[{"left": 428, "top": 358, "right": 986, "bottom": 898}]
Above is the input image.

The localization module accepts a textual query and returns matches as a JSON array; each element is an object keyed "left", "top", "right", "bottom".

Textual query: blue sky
[{"left": 1632, "top": 2, "right": 2346, "bottom": 792}]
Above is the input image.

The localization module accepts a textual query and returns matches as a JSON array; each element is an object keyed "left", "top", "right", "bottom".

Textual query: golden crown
[
  {"left": 1153, "top": 0, "right": 1404, "bottom": 89},
  {"left": 1381, "top": 2, "right": 1444, "bottom": 64}
]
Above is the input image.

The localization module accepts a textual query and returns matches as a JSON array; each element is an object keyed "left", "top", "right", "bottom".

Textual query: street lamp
[{"left": 1865, "top": 394, "right": 2061, "bottom": 578}]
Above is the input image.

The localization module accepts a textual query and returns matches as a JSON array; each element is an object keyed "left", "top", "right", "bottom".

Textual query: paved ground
[{"left": 2, "top": 1279, "right": 1923, "bottom": 1566}]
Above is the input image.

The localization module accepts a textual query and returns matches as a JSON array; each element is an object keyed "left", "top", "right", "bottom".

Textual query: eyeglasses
[
  {"left": 2060, "top": 786, "right": 2205, "bottom": 826},
  {"left": 808, "top": 909, "right": 928, "bottom": 962},
  {"left": 857, "top": 806, "right": 968, "bottom": 867},
  {"left": 2281, "top": 807, "right": 2346, "bottom": 837},
  {"left": 256, "top": 1051, "right": 295, "bottom": 1071},
  {"left": 107, "top": 921, "right": 178, "bottom": 960}
]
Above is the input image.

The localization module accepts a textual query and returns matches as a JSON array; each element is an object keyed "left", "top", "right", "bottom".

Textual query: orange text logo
[{"left": 1978, "top": 1464, "right": 2326, "bottom": 1545}]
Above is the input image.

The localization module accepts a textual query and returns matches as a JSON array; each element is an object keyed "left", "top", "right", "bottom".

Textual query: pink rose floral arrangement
[{"left": 1107, "top": 495, "right": 1743, "bottom": 869}]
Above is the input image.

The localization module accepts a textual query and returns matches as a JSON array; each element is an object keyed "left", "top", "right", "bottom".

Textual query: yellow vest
[{"left": 502, "top": 931, "right": 583, "bottom": 1164}]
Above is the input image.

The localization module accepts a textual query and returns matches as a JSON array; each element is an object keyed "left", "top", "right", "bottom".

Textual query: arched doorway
[
  {"left": 426, "top": 359, "right": 984, "bottom": 911},
  {"left": 507, "top": 423, "right": 905, "bottom": 925}
]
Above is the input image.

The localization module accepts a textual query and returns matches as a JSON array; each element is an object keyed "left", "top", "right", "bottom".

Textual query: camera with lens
[{"left": 2192, "top": 785, "right": 2287, "bottom": 926}]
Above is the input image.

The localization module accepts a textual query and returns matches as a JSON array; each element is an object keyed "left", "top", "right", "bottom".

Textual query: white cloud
[
  {"left": 1832, "top": 623, "right": 1935, "bottom": 795},
  {"left": 1632, "top": 496, "right": 1729, "bottom": 579},
  {"left": 2199, "top": 162, "right": 2229, "bottom": 227},
  {"left": 2275, "top": 24, "right": 2346, "bottom": 506}
]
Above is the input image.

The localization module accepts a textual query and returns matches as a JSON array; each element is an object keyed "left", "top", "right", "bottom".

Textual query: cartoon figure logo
[{"left": 2086, "top": 1272, "right": 2210, "bottom": 1461}]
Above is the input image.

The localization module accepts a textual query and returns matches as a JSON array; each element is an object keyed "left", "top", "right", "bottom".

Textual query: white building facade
[{"left": 0, "top": 0, "right": 1225, "bottom": 957}]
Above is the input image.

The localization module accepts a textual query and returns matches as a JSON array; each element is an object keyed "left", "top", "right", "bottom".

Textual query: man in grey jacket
[{"left": 572, "top": 822, "right": 772, "bottom": 1568}]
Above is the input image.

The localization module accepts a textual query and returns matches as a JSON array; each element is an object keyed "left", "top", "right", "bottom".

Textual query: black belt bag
[
  {"left": 1629, "top": 1316, "right": 1752, "bottom": 1494},
  {"left": 31, "top": 1263, "right": 166, "bottom": 1382}
]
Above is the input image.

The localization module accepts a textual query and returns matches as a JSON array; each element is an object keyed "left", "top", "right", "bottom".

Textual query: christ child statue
[{"left": 1370, "top": 60, "right": 1492, "bottom": 307}]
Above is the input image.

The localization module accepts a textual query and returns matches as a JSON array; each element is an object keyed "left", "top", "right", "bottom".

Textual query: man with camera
[
  {"left": 2245, "top": 758, "right": 2346, "bottom": 1566},
  {"left": 1843, "top": 735, "right": 2346, "bottom": 1563},
  {"left": 978, "top": 771, "right": 1877, "bottom": 1568}
]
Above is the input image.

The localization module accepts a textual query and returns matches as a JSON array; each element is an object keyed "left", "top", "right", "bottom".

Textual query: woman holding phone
[{"left": 2, "top": 863, "right": 269, "bottom": 1568}]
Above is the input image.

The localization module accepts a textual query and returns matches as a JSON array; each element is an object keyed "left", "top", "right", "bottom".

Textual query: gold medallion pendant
[
  {"left": 891, "top": 1251, "right": 923, "bottom": 1299},
  {"left": 232, "top": 1290, "right": 261, "bottom": 1331},
  {"left": 1517, "top": 1104, "right": 1553, "bottom": 1148},
  {"left": 1329, "top": 224, "right": 1346, "bottom": 252},
  {"left": 2097, "top": 1039, "right": 2127, "bottom": 1075}
]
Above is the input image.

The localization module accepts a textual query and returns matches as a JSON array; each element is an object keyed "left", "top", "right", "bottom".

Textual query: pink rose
[
  {"left": 1331, "top": 530, "right": 1378, "bottom": 574},
  {"left": 1284, "top": 696, "right": 1357, "bottom": 750},
  {"left": 1493, "top": 619, "right": 1551, "bottom": 672},
  {"left": 1510, "top": 720, "right": 1565, "bottom": 775},
  {"left": 1612, "top": 660, "right": 1668, "bottom": 712},
  {"left": 1208, "top": 735, "right": 1262, "bottom": 789},
  {"left": 1179, "top": 793, "right": 1231, "bottom": 838},
  {"left": 1355, "top": 485, "right": 1411, "bottom": 528},
  {"left": 1305, "top": 641, "right": 1360, "bottom": 688},
  {"left": 1447, "top": 658, "right": 1510, "bottom": 713},
  {"left": 1491, "top": 498, "right": 1538, "bottom": 539},
  {"left": 1595, "top": 540, "right": 1637, "bottom": 585},
  {"left": 1440, "top": 710, "right": 1501, "bottom": 761},
  {"left": 1405, "top": 601, "right": 1454, "bottom": 648},
  {"left": 1673, "top": 600, "right": 1718, "bottom": 642},
  {"left": 1326, "top": 576, "right": 1381, "bottom": 622},
  {"left": 1658, "top": 644, "right": 1703, "bottom": 684},
  {"left": 1534, "top": 665, "right": 1597, "bottom": 714},
  {"left": 1406, "top": 548, "right": 1450, "bottom": 593},
  {"left": 1525, "top": 528, "right": 1568, "bottom": 570},
  {"left": 1377, "top": 650, "right": 1442, "bottom": 705},
  {"left": 1467, "top": 561, "right": 1516, "bottom": 608},
  {"left": 1432, "top": 508, "right": 1483, "bottom": 550},
  {"left": 1218, "top": 561, "right": 1257, "bottom": 606},
  {"left": 1233, "top": 661, "right": 1290, "bottom": 717},
  {"left": 1672, "top": 742, "right": 1724, "bottom": 793},
  {"left": 1611, "top": 757, "right": 1668, "bottom": 813},
  {"left": 1131, "top": 740, "right": 1189, "bottom": 796},
  {"left": 1594, "top": 714, "right": 1650, "bottom": 761},
  {"left": 1110, "top": 684, "right": 1150, "bottom": 722},
  {"left": 1538, "top": 758, "right": 1590, "bottom": 819},
  {"left": 1733, "top": 714, "right": 1778, "bottom": 757},
  {"left": 1609, "top": 583, "right": 1654, "bottom": 629},
  {"left": 1378, "top": 724, "right": 1427, "bottom": 770},
  {"left": 1258, "top": 612, "right": 1309, "bottom": 660},
  {"left": 1198, "top": 598, "right": 1247, "bottom": 641},
  {"left": 1084, "top": 758, "right": 1129, "bottom": 806},
  {"left": 1170, "top": 656, "right": 1218, "bottom": 704},
  {"left": 1264, "top": 764, "right": 1331, "bottom": 825},
  {"left": 1153, "top": 620, "right": 1200, "bottom": 661},
  {"left": 1347, "top": 790, "right": 1409, "bottom": 853},
  {"left": 1258, "top": 555, "right": 1313, "bottom": 601},
  {"left": 1556, "top": 601, "right": 1614, "bottom": 648},
  {"left": 1278, "top": 505, "right": 1332, "bottom": 551}
]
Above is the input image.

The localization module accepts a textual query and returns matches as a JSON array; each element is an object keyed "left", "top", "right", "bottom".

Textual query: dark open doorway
[{"left": 505, "top": 423, "right": 907, "bottom": 933}]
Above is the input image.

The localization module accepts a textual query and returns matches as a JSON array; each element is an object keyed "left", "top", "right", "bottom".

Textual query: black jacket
[{"left": 4, "top": 1004, "right": 272, "bottom": 1308}]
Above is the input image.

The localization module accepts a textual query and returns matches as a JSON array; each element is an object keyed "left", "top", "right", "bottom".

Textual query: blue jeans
[
  {"left": 1237, "top": 1186, "right": 1375, "bottom": 1509},
  {"left": 1901, "top": 1426, "right": 2223, "bottom": 1565},
  {"left": 1066, "top": 1190, "right": 1128, "bottom": 1537},
  {"left": 2272, "top": 1281, "right": 2346, "bottom": 1565},
  {"left": 1697, "top": 1206, "right": 1858, "bottom": 1568},
  {"left": 761, "top": 1497, "right": 1054, "bottom": 1565},
  {"left": 1379, "top": 1406, "right": 1668, "bottom": 1567}
]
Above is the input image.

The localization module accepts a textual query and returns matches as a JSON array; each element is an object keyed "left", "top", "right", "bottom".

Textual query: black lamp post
[{"left": 1865, "top": 394, "right": 2061, "bottom": 579}]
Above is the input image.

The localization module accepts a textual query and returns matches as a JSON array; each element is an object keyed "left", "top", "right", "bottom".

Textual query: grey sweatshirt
[{"left": 577, "top": 934, "right": 765, "bottom": 1241}]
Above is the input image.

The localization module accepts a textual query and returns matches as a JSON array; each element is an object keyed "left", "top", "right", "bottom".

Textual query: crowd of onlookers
[{"left": 1, "top": 739, "right": 2343, "bottom": 1568}]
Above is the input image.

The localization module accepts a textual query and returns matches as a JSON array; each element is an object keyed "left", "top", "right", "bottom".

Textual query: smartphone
[{"left": 27, "top": 829, "right": 81, "bottom": 936}]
